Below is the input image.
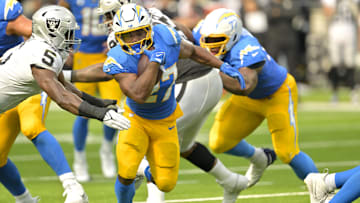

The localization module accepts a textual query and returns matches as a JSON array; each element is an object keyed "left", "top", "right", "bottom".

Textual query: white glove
[{"left": 102, "top": 109, "right": 130, "bottom": 130}]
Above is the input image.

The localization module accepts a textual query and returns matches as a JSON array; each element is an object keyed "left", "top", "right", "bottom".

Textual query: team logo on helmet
[{"left": 46, "top": 18, "right": 60, "bottom": 32}]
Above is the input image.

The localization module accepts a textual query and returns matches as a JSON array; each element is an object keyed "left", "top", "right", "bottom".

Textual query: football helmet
[
  {"left": 97, "top": 0, "right": 132, "bottom": 32},
  {"left": 200, "top": 8, "right": 242, "bottom": 58},
  {"left": 32, "top": 5, "right": 81, "bottom": 52},
  {"left": 112, "top": 3, "right": 153, "bottom": 55}
]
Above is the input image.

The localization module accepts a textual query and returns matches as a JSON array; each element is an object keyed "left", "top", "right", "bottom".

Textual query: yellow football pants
[
  {"left": 0, "top": 93, "right": 51, "bottom": 166},
  {"left": 116, "top": 104, "right": 183, "bottom": 192},
  {"left": 73, "top": 52, "right": 123, "bottom": 103},
  {"left": 210, "top": 74, "right": 300, "bottom": 163}
]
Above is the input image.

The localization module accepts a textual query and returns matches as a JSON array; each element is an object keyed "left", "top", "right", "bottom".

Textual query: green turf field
[{"left": 1, "top": 89, "right": 360, "bottom": 203}]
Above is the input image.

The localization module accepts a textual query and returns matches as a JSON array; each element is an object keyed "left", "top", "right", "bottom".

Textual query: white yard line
[{"left": 133, "top": 191, "right": 309, "bottom": 203}]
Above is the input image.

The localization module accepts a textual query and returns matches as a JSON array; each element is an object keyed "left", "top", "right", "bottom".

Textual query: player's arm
[
  {"left": 32, "top": 66, "right": 129, "bottom": 130},
  {"left": 31, "top": 66, "right": 83, "bottom": 114},
  {"left": 174, "top": 22, "right": 195, "bottom": 42},
  {"left": 113, "top": 60, "right": 160, "bottom": 104},
  {"left": 179, "top": 40, "right": 223, "bottom": 68},
  {"left": 220, "top": 67, "right": 258, "bottom": 95},
  {"left": 6, "top": 15, "right": 32, "bottom": 39},
  {"left": 63, "top": 63, "right": 113, "bottom": 82},
  {"left": 58, "top": 0, "right": 70, "bottom": 9}
]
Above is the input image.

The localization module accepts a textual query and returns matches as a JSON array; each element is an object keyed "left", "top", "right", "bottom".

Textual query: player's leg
[
  {"left": 115, "top": 106, "right": 149, "bottom": 202},
  {"left": 266, "top": 74, "right": 317, "bottom": 180},
  {"left": 98, "top": 78, "right": 124, "bottom": 178},
  {"left": 304, "top": 166, "right": 360, "bottom": 203},
  {"left": 330, "top": 166, "right": 360, "bottom": 202},
  {"left": 209, "top": 95, "right": 275, "bottom": 188},
  {"left": 18, "top": 93, "right": 88, "bottom": 203},
  {"left": 72, "top": 52, "right": 99, "bottom": 182},
  {"left": 146, "top": 107, "right": 182, "bottom": 193},
  {"left": 0, "top": 109, "right": 37, "bottom": 202}
]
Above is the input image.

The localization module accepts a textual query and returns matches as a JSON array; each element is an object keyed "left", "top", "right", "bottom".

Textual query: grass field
[{"left": 1, "top": 88, "right": 360, "bottom": 203}]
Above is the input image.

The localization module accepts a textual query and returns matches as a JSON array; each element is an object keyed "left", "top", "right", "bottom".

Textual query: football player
[
  {"left": 100, "top": 3, "right": 247, "bottom": 202},
  {"left": 65, "top": 1, "right": 276, "bottom": 202},
  {"left": 0, "top": 5, "right": 130, "bottom": 203},
  {"left": 58, "top": 0, "right": 124, "bottom": 181},
  {"left": 193, "top": 8, "right": 319, "bottom": 189},
  {"left": 0, "top": 1, "right": 89, "bottom": 203},
  {"left": 305, "top": 166, "right": 360, "bottom": 203}
]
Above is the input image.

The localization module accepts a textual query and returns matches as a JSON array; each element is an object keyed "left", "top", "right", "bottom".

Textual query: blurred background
[{"left": 19, "top": 0, "right": 360, "bottom": 104}]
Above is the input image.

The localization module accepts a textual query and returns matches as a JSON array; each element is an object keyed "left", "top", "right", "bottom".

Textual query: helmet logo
[{"left": 46, "top": 18, "right": 60, "bottom": 32}]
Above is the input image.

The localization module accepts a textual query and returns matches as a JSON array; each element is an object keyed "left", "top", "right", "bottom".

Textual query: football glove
[
  {"left": 144, "top": 49, "right": 166, "bottom": 65},
  {"left": 220, "top": 63, "right": 246, "bottom": 90},
  {"left": 102, "top": 109, "right": 130, "bottom": 131}
]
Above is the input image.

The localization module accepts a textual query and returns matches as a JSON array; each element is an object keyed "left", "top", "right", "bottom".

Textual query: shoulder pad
[{"left": 153, "top": 24, "right": 181, "bottom": 46}]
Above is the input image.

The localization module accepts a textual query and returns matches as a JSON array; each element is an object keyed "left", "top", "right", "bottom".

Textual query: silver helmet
[
  {"left": 97, "top": 0, "right": 132, "bottom": 32},
  {"left": 32, "top": 5, "right": 81, "bottom": 52}
]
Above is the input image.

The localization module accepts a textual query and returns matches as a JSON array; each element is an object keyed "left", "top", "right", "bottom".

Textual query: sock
[
  {"left": 115, "top": 177, "right": 135, "bottom": 203},
  {"left": 32, "top": 130, "right": 71, "bottom": 176},
  {"left": 289, "top": 151, "right": 318, "bottom": 180},
  {"left": 225, "top": 140, "right": 255, "bottom": 158},
  {"left": 73, "top": 116, "right": 88, "bottom": 151},
  {"left": 103, "top": 124, "right": 116, "bottom": 142},
  {"left": 330, "top": 170, "right": 360, "bottom": 203},
  {"left": 325, "top": 173, "right": 336, "bottom": 192},
  {"left": 208, "top": 159, "right": 233, "bottom": 181},
  {"left": 100, "top": 137, "right": 113, "bottom": 153},
  {"left": 144, "top": 166, "right": 152, "bottom": 181},
  {"left": 0, "top": 159, "right": 26, "bottom": 196},
  {"left": 59, "top": 172, "right": 77, "bottom": 187},
  {"left": 146, "top": 182, "right": 165, "bottom": 201},
  {"left": 334, "top": 166, "right": 360, "bottom": 188},
  {"left": 184, "top": 142, "right": 216, "bottom": 172},
  {"left": 15, "top": 189, "right": 36, "bottom": 202},
  {"left": 138, "top": 158, "right": 149, "bottom": 176}
]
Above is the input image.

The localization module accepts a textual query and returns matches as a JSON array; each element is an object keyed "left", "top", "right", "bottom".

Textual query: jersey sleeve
[
  {"left": 154, "top": 24, "right": 181, "bottom": 47},
  {"left": 228, "top": 39, "right": 266, "bottom": 69},
  {"left": 1, "top": 0, "right": 23, "bottom": 21},
  {"left": 30, "top": 42, "right": 63, "bottom": 75},
  {"left": 103, "top": 47, "right": 134, "bottom": 75}
]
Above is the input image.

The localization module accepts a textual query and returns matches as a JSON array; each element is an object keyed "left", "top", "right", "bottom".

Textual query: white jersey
[{"left": 0, "top": 37, "right": 66, "bottom": 113}]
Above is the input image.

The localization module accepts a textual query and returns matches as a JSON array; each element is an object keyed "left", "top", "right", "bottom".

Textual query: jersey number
[
  {"left": 42, "top": 49, "right": 56, "bottom": 66},
  {"left": 81, "top": 8, "right": 106, "bottom": 36},
  {"left": 145, "top": 64, "right": 177, "bottom": 103}
]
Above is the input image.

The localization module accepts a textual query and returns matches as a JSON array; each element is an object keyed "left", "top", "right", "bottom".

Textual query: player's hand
[
  {"left": 220, "top": 63, "right": 246, "bottom": 90},
  {"left": 144, "top": 49, "right": 166, "bottom": 65},
  {"left": 102, "top": 109, "right": 130, "bottom": 130}
]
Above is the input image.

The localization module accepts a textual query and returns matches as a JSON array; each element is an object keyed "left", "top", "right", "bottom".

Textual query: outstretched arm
[{"left": 64, "top": 63, "right": 113, "bottom": 82}]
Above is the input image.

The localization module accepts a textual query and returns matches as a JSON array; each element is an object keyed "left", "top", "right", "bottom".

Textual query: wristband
[{"left": 78, "top": 101, "right": 108, "bottom": 121}]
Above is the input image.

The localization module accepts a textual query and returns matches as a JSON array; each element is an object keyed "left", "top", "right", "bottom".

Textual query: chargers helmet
[
  {"left": 200, "top": 8, "right": 242, "bottom": 58},
  {"left": 32, "top": 5, "right": 81, "bottom": 52},
  {"left": 112, "top": 3, "right": 152, "bottom": 55}
]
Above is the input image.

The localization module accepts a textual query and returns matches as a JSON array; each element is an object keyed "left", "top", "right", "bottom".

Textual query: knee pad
[{"left": 155, "top": 176, "right": 177, "bottom": 192}]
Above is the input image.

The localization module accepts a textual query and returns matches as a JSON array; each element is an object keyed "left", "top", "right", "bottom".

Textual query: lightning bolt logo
[{"left": 4, "top": 0, "right": 18, "bottom": 20}]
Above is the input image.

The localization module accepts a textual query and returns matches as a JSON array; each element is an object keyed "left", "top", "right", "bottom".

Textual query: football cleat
[
  {"left": 63, "top": 181, "right": 88, "bottom": 203},
  {"left": 245, "top": 148, "right": 277, "bottom": 187},
  {"left": 217, "top": 172, "right": 248, "bottom": 203},
  {"left": 99, "top": 147, "right": 116, "bottom": 178},
  {"left": 73, "top": 151, "right": 90, "bottom": 182},
  {"left": 304, "top": 172, "right": 334, "bottom": 203}
]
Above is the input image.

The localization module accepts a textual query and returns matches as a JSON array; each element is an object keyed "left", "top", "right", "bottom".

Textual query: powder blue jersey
[
  {"left": 64, "top": 0, "right": 107, "bottom": 53},
  {"left": 193, "top": 25, "right": 287, "bottom": 99},
  {"left": 0, "top": 0, "right": 23, "bottom": 56},
  {"left": 103, "top": 24, "right": 181, "bottom": 119}
]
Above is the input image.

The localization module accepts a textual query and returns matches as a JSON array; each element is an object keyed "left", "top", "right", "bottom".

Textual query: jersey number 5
[{"left": 42, "top": 49, "right": 56, "bottom": 67}]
